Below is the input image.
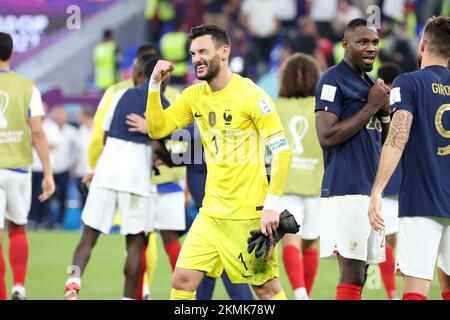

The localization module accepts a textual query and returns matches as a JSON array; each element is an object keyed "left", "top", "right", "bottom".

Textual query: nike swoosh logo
[{"left": 194, "top": 112, "right": 202, "bottom": 118}]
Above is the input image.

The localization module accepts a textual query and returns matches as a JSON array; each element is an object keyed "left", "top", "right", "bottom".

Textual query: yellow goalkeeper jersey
[{"left": 147, "top": 73, "right": 292, "bottom": 220}]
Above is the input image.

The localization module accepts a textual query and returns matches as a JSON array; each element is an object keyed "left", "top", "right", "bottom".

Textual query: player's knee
[
  {"left": 123, "top": 260, "right": 140, "bottom": 279},
  {"left": 301, "top": 239, "right": 318, "bottom": 251},
  {"left": 385, "top": 234, "right": 396, "bottom": 248},
  {"left": 340, "top": 267, "right": 367, "bottom": 287},
  {"left": 252, "top": 281, "right": 281, "bottom": 300}
]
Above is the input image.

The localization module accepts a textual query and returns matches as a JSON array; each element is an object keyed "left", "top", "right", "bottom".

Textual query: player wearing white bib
[
  {"left": 64, "top": 53, "right": 155, "bottom": 300},
  {"left": 0, "top": 32, "right": 55, "bottom": 300},
  {"left": 275, "top": 53, "right": 323, "bottom": 300}
]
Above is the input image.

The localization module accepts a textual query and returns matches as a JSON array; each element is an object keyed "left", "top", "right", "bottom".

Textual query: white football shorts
[
  {"left": 150, "top": 191, "right": 186, "bottom": 231},
  {"left": 396, "top": 216, "right": 450, "bottom": 280},
  {"left": 0, "top": 169, "right": 31, "bottom": 229},
  {"left": 278, "top": 194, "right": 320, "bottom": 239},
  {"left": 320, "top": 195, "right": 386, "bottom": 264},
  {"left": 383, "top": 197, "right": 399, "bottom": 236},
  {"left": 81, "top": 186, "right": 153, "bottom": 235}
]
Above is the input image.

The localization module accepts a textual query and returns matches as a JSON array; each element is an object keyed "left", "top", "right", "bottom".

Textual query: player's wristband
[
  {"left": 148, "top": 78, "right": 161, "bottom": 92},
  {"left": 263, "top": 194, "right": 281, "bottom": 212},
  {"left": 380, "top": 115, "right": 390, "bottom": 123}
]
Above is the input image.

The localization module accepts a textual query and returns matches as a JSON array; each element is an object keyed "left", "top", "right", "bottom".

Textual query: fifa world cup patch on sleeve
[
  {"left": 390, "top": 87, "right": 401, "bottom": 105},
  {"left": 267, "top": 135, "right": 289, "bottom": 154},
  {"left": 320, "top": 84, "right": 337, "bottom": 102},
  {"left": 257, "top": 98, "right": 274, "bottom": 115}
]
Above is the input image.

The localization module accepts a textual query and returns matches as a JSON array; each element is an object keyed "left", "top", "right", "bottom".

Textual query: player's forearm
[
  {"left": 318, "top": 104, "right": 378, "bottom": 149},
  {"left": 32, "top": 130, "right": 53, "bottom": 177},
  {"left": 264, "top": 148, "right": 292, "bottom": 209},
  {"left": 372, "top": 110, "right": 413, "bottom": 194},
  {"left": 146, "top": 89, "right": 177, "bottom": 139},
  {"left": 372, "top": 144, "right": 402, "bottom": 194}
]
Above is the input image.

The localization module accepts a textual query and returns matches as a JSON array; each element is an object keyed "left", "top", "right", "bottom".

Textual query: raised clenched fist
[{"left": 151, "top": 59, "right": 175, "bottom": 83}]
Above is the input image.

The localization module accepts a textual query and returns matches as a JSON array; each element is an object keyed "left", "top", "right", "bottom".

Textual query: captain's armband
[{"left": 266, "top": 134, "right": 290, "bottom": 155}]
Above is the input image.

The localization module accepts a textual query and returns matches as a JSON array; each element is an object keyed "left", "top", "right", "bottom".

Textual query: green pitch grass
[{"left": 2, "top": 231, "right": 443, "bottom": 300}]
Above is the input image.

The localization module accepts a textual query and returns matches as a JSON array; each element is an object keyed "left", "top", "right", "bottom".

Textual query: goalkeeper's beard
[{"left": 195, "top": 55, "right": 221, "bottom": 81}]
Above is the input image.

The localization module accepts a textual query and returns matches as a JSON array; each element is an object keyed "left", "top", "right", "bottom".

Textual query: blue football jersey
[
  {"left": 315, "top": 61, "right": 382, "bottom": 197},
  {"left": 390, "top": 65, "right": 450, "bottom": 218}
]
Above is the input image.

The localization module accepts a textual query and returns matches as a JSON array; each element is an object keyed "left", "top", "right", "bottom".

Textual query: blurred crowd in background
[{"left": 26, "top": 0, "right": 449, "bottom": 230}]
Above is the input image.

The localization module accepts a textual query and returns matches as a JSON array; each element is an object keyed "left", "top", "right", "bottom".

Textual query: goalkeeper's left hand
[
  {"left": 247, "top": 210, "right": 300, "bottom": 262},
  {"left": 261, "top": 209, "right": 279, "bottom": 240}
]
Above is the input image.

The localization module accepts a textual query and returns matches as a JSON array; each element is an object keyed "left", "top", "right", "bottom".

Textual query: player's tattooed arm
[
  {"left": 385, "top": 110, "right": 413, "bottom": 151},
  {"left": 369, "top": 109, "right": 413, "bottom": 231}
]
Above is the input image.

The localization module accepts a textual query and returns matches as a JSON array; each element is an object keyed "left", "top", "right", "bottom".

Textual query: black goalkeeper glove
[{"left": 247, "top": 210, "right": 300, "bottom": 261}]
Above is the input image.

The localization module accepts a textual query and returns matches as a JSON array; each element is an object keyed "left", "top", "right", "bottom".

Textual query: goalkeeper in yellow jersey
[{"left": 146, "top": 24, "right": 293, "bottom": 300}]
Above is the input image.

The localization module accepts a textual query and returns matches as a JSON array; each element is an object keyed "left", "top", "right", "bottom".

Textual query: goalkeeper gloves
[{"left": 247, "top": 210, "right": 300, "bottom": 262}]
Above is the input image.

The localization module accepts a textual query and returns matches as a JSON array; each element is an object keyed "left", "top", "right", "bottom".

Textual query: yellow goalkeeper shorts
[{"left": 176, "top": 212, "right": 279, "bottom": 286}]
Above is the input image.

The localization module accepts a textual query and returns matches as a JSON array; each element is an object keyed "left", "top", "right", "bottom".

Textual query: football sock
[
  {"left": 441, "top": 291, "right": 450, "bottom": 300},
  {"left": 294, "top": 287, "right": 309, "bottom": 300},
  {"left": 146, "top": 233, "right": 158, "bottom": 287},
  {"left": 9, "top": 229, "right": 28, "bottom": 286},
  {"left": 270, "top": 290, "right": 287, "bottom": 300},
  {"left": 282, "top": 246, "right": 306, "bottom": 295},
  {"left": 170, "top": 288, "right": 195, "bottom": 300},
  {"left": 165, "top": 240, "right": 181, "bottom": 272},
  {"left": 0, "top": 245, "right": 6, "bottom": 300},
  {"left": 302, "top": 248, "right": 319, "bottom": 295},
  {"left": 379, "top": 245, "right": 398, "bottom": 299},
  {"left": 403, "top": 292, "right": 427, "bottom": 300},
  {"left": 336, "top": 283, "right": 362, "bottom": 300}
]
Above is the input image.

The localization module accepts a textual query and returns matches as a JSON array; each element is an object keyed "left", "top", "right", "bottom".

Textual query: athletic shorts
[
  {"left": 151, "top": 191, "right": 186, "bottom": 231},
  {"left": 383, "top": 197, "right": 399, "bottom": 236},
  {"left": 320, "top": 195, "right": 386, "bottom": 264},
  {"left": 396, "top": 216, "right": 450, "bottom": 280},
  {"left": 176, "top": 213, "right": 280, "bottom": 286},
  {"left": 0, "top": 169, "right": 31, "bottom": 229},
  {"left": 81, "top": 186, "right": 153, "bottom": 235},
  {"left": 278, "top": 194, "right": 320, "bottom": 239}
]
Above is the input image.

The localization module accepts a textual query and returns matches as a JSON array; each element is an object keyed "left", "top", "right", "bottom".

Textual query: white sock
[
  {"left": 294, "top": 287, "right": 309, "bottom": 300},
  {"left": 121, "top": 297, "right": 135, "bottom": 300},
  {"left": 142, "top": 285, "right": 150, "bottom": 298},
  {"left": 65, "top": 277, "right": 81, "bottom": 288},
  {"left": 12, "top": 285, "right": 26, "bottom": 297}
]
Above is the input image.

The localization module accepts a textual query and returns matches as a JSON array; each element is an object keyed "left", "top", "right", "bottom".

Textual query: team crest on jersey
[
  {"left": 223, "top": 109, "right": 232, "bottom": 126},
  {"left": 208, "top": 112, "right": 216, "bottom": 127},
  {"left": 349, "top": 240, "right": 358, "bottom": 250}
]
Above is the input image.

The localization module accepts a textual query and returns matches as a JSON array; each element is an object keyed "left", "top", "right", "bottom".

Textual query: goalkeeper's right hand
[{"left": 150, "top": 60, "right": 174, "bottom": 84}]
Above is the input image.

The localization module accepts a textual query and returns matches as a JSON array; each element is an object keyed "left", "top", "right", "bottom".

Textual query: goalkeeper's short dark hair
[
  {"left": 0, "top": 32, "right": 13, "bottom": 61},
  {"left": 188, "top": 24, "right": 230, "bottom": 48}
]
